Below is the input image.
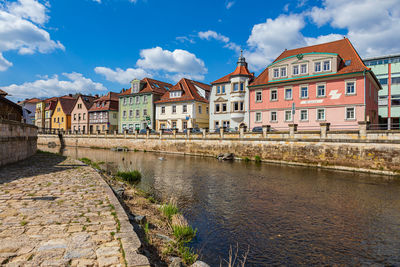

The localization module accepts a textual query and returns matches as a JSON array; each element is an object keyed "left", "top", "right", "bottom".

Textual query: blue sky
[{"left": 1, "top": 0, "right": 400, "bottom": 101}]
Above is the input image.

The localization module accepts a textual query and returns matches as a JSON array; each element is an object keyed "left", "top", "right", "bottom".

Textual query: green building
[
  {"left": 364, "top": 54, "right": 400, "bottom": 128},
  {"left": 119, "top": 78, "right": 173, "bottom": 132}
]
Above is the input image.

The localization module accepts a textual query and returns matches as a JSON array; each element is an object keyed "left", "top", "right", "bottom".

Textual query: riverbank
[
  {"left": 38, "top": 134, "right": 400, "bottom": 176},
  {"left": 0, "top": 151, "right": 149, "bottom": 266}
]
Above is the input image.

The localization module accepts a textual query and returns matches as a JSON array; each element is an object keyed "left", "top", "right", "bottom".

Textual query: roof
[
  {"left": 45, "top": 95, "right": 74, "bottom": 111},
  {"left": 0, "top": 89, "right": 7, "bottom": 97},
  {"left": 119, "top": 78, "right": 173, "bottom": 96},
  {"left": 18, "top": 98, "right": 42, "bottom": 105},
  {"left": 76, "top": 95, "right": 96, "bottom": 110},
  {"left": 89, "top": 92, "right": 119, "bottom": 112},
  {"left": 212, "top": 53, "right": 254, "bottom": 84},
  {"left": 155, "top": 78, "right": 211, "bottom": 104},
  {"left": 363, "top": 53, "right": 400, "bottom": 61},
  {"left": 58, "top": 98, "right": 77, "bottom": 115},
  {"left": 251, "top": 38, "right": 370, "bottom": 87}
]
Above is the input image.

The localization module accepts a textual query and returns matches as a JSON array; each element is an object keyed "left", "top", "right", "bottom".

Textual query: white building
[{"left": 209, "top": 52, "right": 254, "bottom": 131}]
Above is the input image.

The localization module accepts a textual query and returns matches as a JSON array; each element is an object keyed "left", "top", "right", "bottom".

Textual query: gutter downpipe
[{"left": 363, "top": 70, "right": 366, "bottom": 124}]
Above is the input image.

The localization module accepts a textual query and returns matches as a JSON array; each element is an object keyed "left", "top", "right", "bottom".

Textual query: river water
[{"left": 39, "top": 145, "right": 400, "bottom": 266}]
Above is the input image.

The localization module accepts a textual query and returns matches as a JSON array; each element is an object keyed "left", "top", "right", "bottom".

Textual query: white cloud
[
  {"left": 0, "top": 0, "right": 64, "bottom": 71},
  {"left": 137, "top": 46, "right": 207, "bottom": 75},
  {"left": 310, "top": 0, "right": 400, "bottom": 57},
  {"left": 283, "top": 3, "right": 289, "bottom": 12},
  {"left": 198, "top": 30, "right": 240, "bottom": 52},
  {"left": 0, "top": 72, "right": 106, "bottom": 100},
  {"left": 176, "top": 36, "right": 195, "bottom": 44},
  {"left": 94, "top": 66, "right": 151, "bottom": 84},
  {"left": 165, "top": 73, "right": 205, "bottom": 83},
  {"left": 225, "top": 1, "right": 235, "bottom": 9}
]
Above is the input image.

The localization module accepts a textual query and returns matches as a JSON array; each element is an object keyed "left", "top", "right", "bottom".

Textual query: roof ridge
[
  {"left": 182, "top": 78, "right": 195, "bottom": 99},
  {"left": 344, "top": 37, "right": 369, "bottom": 70}
]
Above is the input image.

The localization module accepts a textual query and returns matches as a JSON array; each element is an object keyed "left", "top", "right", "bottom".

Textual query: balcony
[{"left": 231, "top": 112, "right": 245, "bottom": 122}]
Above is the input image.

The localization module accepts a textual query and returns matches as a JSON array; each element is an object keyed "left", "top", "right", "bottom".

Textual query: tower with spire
[{"left": 209, "top": 51, "right": 254, "bottom": 131}]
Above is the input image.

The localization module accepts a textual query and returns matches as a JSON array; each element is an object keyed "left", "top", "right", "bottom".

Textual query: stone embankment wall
[
  {"left": 38, "top": 124, "right": 400, "bottom": 175},
  {"left": 1, "top": 119, "right": 37, "bottom": 166}
]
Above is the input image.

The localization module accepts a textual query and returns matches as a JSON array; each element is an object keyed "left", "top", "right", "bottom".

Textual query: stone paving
[{"left": 0, "top": 152, "right": 149, "bottom": 267}]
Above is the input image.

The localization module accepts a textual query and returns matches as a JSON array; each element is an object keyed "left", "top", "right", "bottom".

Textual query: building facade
[
  {"left": 119, "top": 78, "right": 172, "bottom": 132},
  {"left": 18, "top": 98, "right": 41, "bottom": 125},
  {"left": 155, "top": 78, "right": 211, "bottom": 131},
  {"left": 88, "top": 92, "right": 119, "bottom": 133},
  {"left": 364, "top": 54, "right": 400, "bottom": 129},
  {"left": 51, "top": 97, "right": 77, "bottom": 131},
  {"left": 249, "top": 38, "right": 381, "bottom": 130},
  {"left": 44, "top": 98, "right": 58, "bottom": 129},
  {"left": 209, "top": 52, "right": 254, "bottom": 131},
  {"left": 71, "top": 95, "right": 96, "bottom": 133},
  {"left": 0, "top": 90, "right": 23, "bottom": 122},
  {"left": 35, "top": 100, "right": 46, "bottom": 129}
]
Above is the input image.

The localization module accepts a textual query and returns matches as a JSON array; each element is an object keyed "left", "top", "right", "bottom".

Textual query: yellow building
[{"left": 51, "top": 97, "right": 77, "bottom": 131}]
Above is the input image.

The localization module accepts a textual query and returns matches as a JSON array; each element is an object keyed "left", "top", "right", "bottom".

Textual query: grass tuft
[
  {"left": 159, "top": 201, "right": 179, "bottom": 220},
  {"left": 116, "top": 170, "right": 142, "bottom": 184},
  {"left": 255, "top": 155, "right": 261, "bottom": 163}
]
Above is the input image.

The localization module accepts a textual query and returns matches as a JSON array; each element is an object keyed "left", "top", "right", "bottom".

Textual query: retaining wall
[{"left": 1, "top": 119, "right": 38, "bottom": 166}]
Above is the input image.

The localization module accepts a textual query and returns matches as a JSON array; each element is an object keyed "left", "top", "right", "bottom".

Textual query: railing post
[
  {"left": 219, "top": 127, "right": 224, "bottom": 139},
  {"left": 262, "top": 125, "right": 271, "bottom": 138},
  {"left": 202, "top": 128, "right": 206, "bottom": 139},
  {"left": 146, "top": 129, "right": 150, "bottom": 139},
  {"left": 320, "top": 122, "right": 330, "bottom": 139},
  {"left": 288, "top": 124, "right": 297, "bottom": 138},
  {"left": 124, "top": 129, "right": 127, "bottom": 139},
  {"left": 173, "top": 128, "right": 177, "bottom": 139},
  {"left": 114, "top": 130, "right": 117, "bottom": 136},
  {"left": 159, "top": 129, "right": 163, "bottom": 139},
  {"left": 239, "top": 125, "right": 245, "bottom": 139},
  {"left": 135, "top": 129, "right": 139, "bottom": 139},
  {"left": 187, "top": 128, "right": 192, "bottom": 139},
  {"left": 358, "top": 121, "right": 369, "bottom": 139}
]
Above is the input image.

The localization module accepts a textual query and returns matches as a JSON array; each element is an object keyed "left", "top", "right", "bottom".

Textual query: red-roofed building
[
  {"left": 249, "top": 38, "right": 381, "bottom": 130},
  {"left": 155, "top": 78, "right": 211, "bottom": 131},
  {"left": 18, "top": 98, "right": 41, "bottom": 125},
  {"left": 88, "top": 92, "right": 119, "bottom": 133},
  {"left": 209, "top": 51, "right": 254, "bottom": 131},
  {"left": 71, "top": 95, "right": 97, "bottom": 133},
  {"left": 119, "top": 78, "right": 172, "bottom": 132}
]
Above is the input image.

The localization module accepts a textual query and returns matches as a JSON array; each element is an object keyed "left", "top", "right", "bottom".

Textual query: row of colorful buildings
[{"left": 21, "top": 38, "right": 385, "bottom": 133}]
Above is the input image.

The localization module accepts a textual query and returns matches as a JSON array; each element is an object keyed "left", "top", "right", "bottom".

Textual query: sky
[{"left": 1, "top": 0, "right": 400, "bottom": 101}]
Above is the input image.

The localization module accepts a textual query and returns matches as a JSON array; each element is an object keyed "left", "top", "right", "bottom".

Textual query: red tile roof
[
  {"left": 251, "top": 38, "right": 370, "bottom": 87},
  {"left": 58, "top": 98, "right": 77, "bottom": 115},
  {"left": 18, "top": 98, "right": 42, "bottom": 105},
  {"left": 155, "top": 78, "right": 211, "bottom": 104},
  {"left": 89, "top": 92, "right": 119, "bottom": 112},
  {"left": 119, "top": 78, "right": 173, "bottom": 96},
  {"left": 212, "top": 63, "right": 254, "bottom": 84}
]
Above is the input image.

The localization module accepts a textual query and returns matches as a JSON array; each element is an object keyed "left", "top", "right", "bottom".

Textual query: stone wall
[
  {"left": 1, "top": 119, "right": 38, "bottom": 166},
  {"left": 37, "top": 125, "right": 400, "bottom": 175}
]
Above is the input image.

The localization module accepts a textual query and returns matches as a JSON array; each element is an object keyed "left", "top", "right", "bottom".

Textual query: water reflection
[{"left": 40, "top": 145, "right": 400, "bottom": 266}]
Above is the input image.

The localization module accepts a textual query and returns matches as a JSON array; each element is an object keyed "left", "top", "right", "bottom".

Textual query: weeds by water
[
  {"left": 116, "top": 170, "right": 142, "bottom": 184},
  {"left": 243, "top": 157, "right": 250, "bottom": 162},
  {"left": 255, "top": 155, "right": 261, "bottom": 163},
  {"left": 79, "top": 157, "right": 101, "bottom": 170},
  {"left": 220, "top": 244, "right": 249, "bottom": 267},
  {"left": 159, "top": 201, "right": 179, "bottom": 220},
  {"left": 171, "top": 214, "right": 197, "bottom": 243}
]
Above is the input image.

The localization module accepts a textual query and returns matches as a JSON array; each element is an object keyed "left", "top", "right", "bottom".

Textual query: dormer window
[
  {"left": 170, "top": 91, "right": 182, "bottom": 98},
  {"left": 315, "top": 62, "right": 321, "bottom": 72},
  {"left": 280, "top": 67, "right": 287, "bottom": 77},
  {"left": 293, "top": 65, "right": 299, "bottom": 75},
  {"left": 273, "top": 69, "right": 279, "bottom": 78},
  {"left": 300, "top": 64, "right": 307, "bottom": 74},
  {"left": 323, "top": 60, "right": 331, "bottom": 71}
]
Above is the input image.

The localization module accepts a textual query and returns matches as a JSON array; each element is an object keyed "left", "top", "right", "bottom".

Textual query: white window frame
[
  {"left": 284, "top": 110, "right": 292, "bottom": 122},
  {"left": 300, "top": 84, "right": 308, "bottom": 99},
  {"left": 135, "top": 109, "right": 140, "bottom": 118},
  {"left": 345, "top": 106, "right": 356, "bottom": 120},
  {"left": 129, "top": 97, "right": 133, "bottom": 104},
  {"left": 222, "top": 85, "right": 226, "bottom": 94},
  {"left": 300, "top": 63, "right": 308, "bottom": 74},
  {"left": 215, "top": 103, "right": 220, "bottom": 113},
  {"left": 316, "top": 108, "right": 326, "bottom": 121},
  {"left": 217, "top": 86, "right": 221, "bottom": 94},
  {"left": 255, "top": 90, "right": 263, "bottom": 102},
  {"left": 273, "top": 68, "right": 279, "bottom": 78},
  {"left": 300, "top": 109, "right": 308, "bottom": 121},
  {"left": 285, "top": 87, "right": 293, "bottom": 100},
  {"left": 345, "top": 79, "right": 357, "bottom": 95},
  {"left": 183, "top": 104, "right": 187, "bottom": 113},
  {"left": 293, "top": 65, "right": 299, "bottom": 76},
  {"left": 123, "top": 110, "right": 127, "bottom": 118},
  {"left": 323, "top": 60, "right": 331, "bottom": 71},
  {"left": 255, "top": 112, "right": 262, "bottom": 122},
  {"left": 280, "top": 67, "right": 287, "bottom": 77},
  {"left": 270, "top": 88, "right": 278, "bottom": 101},
  {"left": 161, "top": 106, "right": 165, "bottom": 114},
  {"left": 270, "top": 111, "right": 277, "bottom": 122},
  {"left": 316, "top": 83, "right": 326, "bottom": 98},
  {"left": 129, "top": 110, "right": 133, "bottom": 118},
  {"left": 143, "top": 109, "right": 147, "bottom": 116},
  {"left": 135, "top": 96, "right": 140, "bottom": 104},
  {"left": 315, "top": 61, "right": 322, "bottom": 72},
  {"left": 172, "top": 105, "right": 177, "bottom": 114}
]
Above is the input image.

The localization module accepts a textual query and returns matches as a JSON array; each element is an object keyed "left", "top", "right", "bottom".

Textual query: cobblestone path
[{"left": 0, "top": 152, "right": 149, "bottom": 267}]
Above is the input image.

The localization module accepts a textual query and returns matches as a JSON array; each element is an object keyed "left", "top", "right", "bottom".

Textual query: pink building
[{"left": 249, "top": 38, "right": 381, "bottom": 130}]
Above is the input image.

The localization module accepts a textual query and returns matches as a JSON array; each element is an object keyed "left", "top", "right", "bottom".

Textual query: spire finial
[{"left": 240, "top": 49, "right": 243, "bottom": 57}]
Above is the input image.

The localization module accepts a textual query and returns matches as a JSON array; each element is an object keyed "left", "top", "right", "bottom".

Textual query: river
[{"left": 39, "top": 145, "right": 400, "bottom": 266}]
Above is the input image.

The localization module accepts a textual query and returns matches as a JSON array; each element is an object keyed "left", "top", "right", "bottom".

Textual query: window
[
  {"left": 129, "top": 97, "right": 133, "bottom": 104},
  {"left": 285, "top": 110, "right": 292, "bottom": 121},
  {"left": 223, "top": 121, "right": 230, "bottom": 128},
  {"left": 74, "top": 114, "right": 76, "bottom": 121},
  {"left": 300, "top": 86, "right": 308, "bottom": 98},
  {"left": 143, "top": 95, "right": 148, "bottom": 103},
  {"left": 206, "top": 107, "right": 209, "bottom": 114},
  {"left": 346, "top": 107, "right": 355, "bottom": 120},
  {"left": 317, "top": 84, "right": 326, "bottom": 97},
  {"left": 315, "top": 62, "right": 321, "bottom": 72},
  {"left": 122, "top": 124, "right": 127, "bottom": 129},
  {"left": 240, "top": 83, "right": 244, "bottom": 91},
  {"left": 172, "top": 121, "right": 177, "bottom": 129},
  {"left": 273, "top": 68, "right": 279, "bottom": 78},
  {"left": 172, "top": 105, "right": 177, "bottom": 113},
  {"left": 270, "top": 111, "right": 277, "bottom": 122},
  {"left": 160, "top": 123, "right": 166, "bottom": 129},
  {"left": 233, "top": 83, "right": 239, "bottom": 92},
  {"left": 136, "top": 96, "right": 140, "bottom": 104},
  {"left": 135, "top": 110, "right": 140, "bottom": 118},
  {"left": 61, "top": 117, "right": 64, "bottom": 122},
  {"left": 346, "top": 81, "right": 356, "bottom": 95},
  {"left": 78, "top": 104, "right": 82, "bottom": 109},
  {"left": 256, "top": 91, "right": 262, "bottom": 102},
  {"left": 183, "top": 104, "right": 187, "bottom": 113},
  {"left": 379, "top": 78, "right": 388, "bottom": 85},
  {"left": 222, "top": 85, "right": 226, "bottom": 94},
  {"left": 170, "top": 91, "right": 182, "bottom": 98},
  {"left": 285, "top": 88, "right": 292, "bottom": 100},
  {"left": 135, "top": 124, "right": 140, "bottom": 130},
  {"left": 300, "top": 110, "right": 308, "bottom": 121},
  {"left": 240, "top": 102, "right": 244, "bottom": 111},
  {"left": 300, "top": 64, "right": 307, "bottom": 74},
  {"left": 293, "top": 65, "right": 299, "bottom": 75},
  {"left": 323, "top": 60, "right": 331, "bottom": 71},
  {"left": 123, "top": 110, "right": 127, "bottom": 118},
  {"left": 198, "top": 105, "right": 202, "bottom": 114},
  {"left": 217, "top": 86, "right": 221, "bottom": 94},
  {"left": 57, "top": 107, "right": 60, "bottom": 112},
  {"left": 222, "top": 103, "right": 227, "bottom": 112},
  {"left": 129, "top": 110, "right": 133, "bottom": 118},
  {"left": 183, "top": 121, "right": 187, "bottom": 129},
  {"left": 83, "top": 113, "right": 85, "bottom": 120},
  {"left": 215, "top": 104, "right": 220, "bottom": 113},
  {"left": 234, "top": 102, "right": 239, "bottom": 111},
  {"left": 392, "top": 77, "right": 400, "bottom": 84},
  {"left": 214, "top": 121, "right": 219, "bottom": 129},
  {"left": 161, "top": 106, "right": 165, "bottom": 114},
  {"left": 123, "top": 98, "right": 127, "bottom": 105},
  {"left": 143, "top": 109, "right": 147, "bottom": 116},
  {"left": 317, "top": 109, "right": 325, "bottom": 121},
  {"left": 280, "top": 67, "right": 287, "bottom": 77},
  {"left": 255, "top": 112, "right": 262, "bottom": 122},
  {"left": 270, "top": 89, "right": 278, "bottom": 101}
]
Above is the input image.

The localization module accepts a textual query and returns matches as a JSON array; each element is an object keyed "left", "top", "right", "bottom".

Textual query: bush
[
  {"left": 116, "top": 170, "right": 142, "bottom": 184},
  {"left": 159, "top": 202, "right": 179, "bottom": 220},
  {"left": 243, "top": 157, "right": 250, "bottom": 162},
  {"left": 255, "top": 155, "right": 261, "bottom": 163},
  {"left": 171, "top": 214, "right": 197, "bottom": 242}
]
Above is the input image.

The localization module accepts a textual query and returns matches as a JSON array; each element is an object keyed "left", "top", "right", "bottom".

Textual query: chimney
[
  {"left": 95, "top": 94, "right": 99, "bottom": 98},
  {"left": 69, "top": 94, "right": 72, "bottom": 97}
]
